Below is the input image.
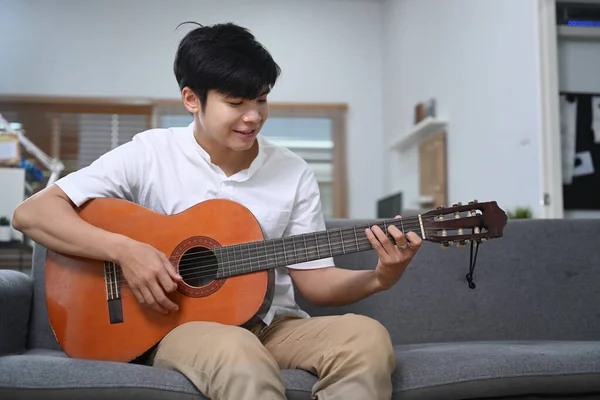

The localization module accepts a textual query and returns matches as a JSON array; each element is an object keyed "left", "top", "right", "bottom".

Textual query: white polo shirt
[{"left": 54, "top": 122, "right": 335, "bottom": 325}]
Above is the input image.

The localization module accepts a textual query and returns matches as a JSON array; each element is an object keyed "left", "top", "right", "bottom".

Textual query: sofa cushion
[
  {"left": 393, "top": 340, "right": 600, "bottom": 399},
  {"left": 0, "top": 349, "right": 317, "bottom": 400},
  {"left": 3, "top": 342, "right": 599, "bottom": 400}
]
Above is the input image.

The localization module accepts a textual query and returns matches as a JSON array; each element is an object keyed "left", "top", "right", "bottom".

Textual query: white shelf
[{"left": 389, "top": 116, "right": 448, "bottom": 152}]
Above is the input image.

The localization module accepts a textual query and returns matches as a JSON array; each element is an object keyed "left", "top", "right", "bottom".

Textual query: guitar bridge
[{"left": 104, "top": 261, "right": 123, "bottom": 324}]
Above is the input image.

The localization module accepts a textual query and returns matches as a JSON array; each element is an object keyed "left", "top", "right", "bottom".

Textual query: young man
[{"left": 13, "top": 22, "right": 422, "bottom": 400}]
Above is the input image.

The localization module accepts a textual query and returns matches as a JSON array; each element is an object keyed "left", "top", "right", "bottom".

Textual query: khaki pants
[{"left": 147, "top": 313, "right": 395, "bottom": 400}]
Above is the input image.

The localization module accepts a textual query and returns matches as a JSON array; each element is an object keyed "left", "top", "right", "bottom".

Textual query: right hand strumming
[{"left": 117, "top": 239, "right": 183, "bottom": 314}]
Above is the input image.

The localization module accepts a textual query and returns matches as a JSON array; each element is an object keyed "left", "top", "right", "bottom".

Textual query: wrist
[
  {"left": 369, "top": 269, "right": 388, "bottom": 294},
  {"left": 109, "top": 234, "right": 135, "bottom": 264}
]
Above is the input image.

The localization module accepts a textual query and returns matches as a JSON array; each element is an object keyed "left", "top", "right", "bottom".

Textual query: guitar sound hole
[{"left": 179, "top": 246, "right": 218, "bottom": 287}]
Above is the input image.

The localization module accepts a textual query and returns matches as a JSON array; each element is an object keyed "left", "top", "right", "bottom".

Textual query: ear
[{"left": 182, "top": 87, "right": 201, "bottom": 113}]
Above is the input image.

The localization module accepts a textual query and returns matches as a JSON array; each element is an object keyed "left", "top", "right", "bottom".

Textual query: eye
[{"left": 228, "top": 101, "right": 243, "bottom": 106}]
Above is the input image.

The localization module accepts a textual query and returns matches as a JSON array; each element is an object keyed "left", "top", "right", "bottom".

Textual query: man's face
[{"left": 197, "top": 90, "right": 269, "bottom": 152}]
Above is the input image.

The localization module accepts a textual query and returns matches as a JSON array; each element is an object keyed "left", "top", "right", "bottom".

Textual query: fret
[
  {"left": 314, "top": 232, "right": 321, "bottom": 259},
  {"left": 241, "top": 243, "right": 252, "bottom": 272},
  {"left": 222, "top": 246, "right": 229, "bottom": 271},
  {"left": 352, "top": 226, "right": 360, "bottom": 252},
  {"left": 282, "top": 237, "right": 297, "bottom": 265},
  {"left": 340, "top": 228, "right": 346, "bottom": 254},
  {"left": 291, "top": 236, "right": 303, "bottom": 264},
  {"left": 254, "top": 241, "right": 262, "bottom": 272},
  {"left": 303, "top": 234, "right": 309, "bottom": 261},
  {"left": 326, "top": 230, "right": 333, "bottom": 255},
  {"left": 314, "top": 231, "right": 331, "bottom": 257},
  {"left": 327, "top": 228, "right": 344, "bottom": 256},
  {"left": 271, "top": 239, "right": 278, "bottom": 267},
  {"left": 358, "top": 227, "right": 372, "bottom": 252},
  {"left": 231, "top": 245, "right": 237, "bottom": 271},
  {"left": 305, "top": 232, "right": 319, "bottom": 261},
  {"left": 281, "top": 238, "right": 288, "bottom": 266}
]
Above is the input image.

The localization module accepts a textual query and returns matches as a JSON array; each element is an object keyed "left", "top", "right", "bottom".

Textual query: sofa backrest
[
  {"left": 27, "top": 218, "right": 600, "bottom": 351},
  {"left": 28, "top": 244, "right": 61, "bottom": 351},
  {"left": 295, "top": 218, "right": 600, "bottom": 344}
]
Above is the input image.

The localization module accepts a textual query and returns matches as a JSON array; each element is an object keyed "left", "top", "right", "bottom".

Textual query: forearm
[
  {"left": 292, "top": 267, "right": 385, "bottom": 307},
  {"left": 13, "top": 192, "right": 128, "bottom": 263}
]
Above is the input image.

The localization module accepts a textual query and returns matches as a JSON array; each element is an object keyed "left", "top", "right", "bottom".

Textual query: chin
[{"left": 229, "top": 134, "right": 257, "bottom": 150}]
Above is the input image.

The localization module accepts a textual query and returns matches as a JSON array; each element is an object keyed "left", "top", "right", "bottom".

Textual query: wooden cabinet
[{"left": 419, "top": 131, "right": 447, "bottom": 209}]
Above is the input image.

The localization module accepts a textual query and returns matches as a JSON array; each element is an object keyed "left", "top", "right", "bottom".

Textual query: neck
[
  {"left": 212, "top": 215, "right": 427, "bottom": 279},
  {"left": 193, "top": 125, "right": 258, "bottom": 177}
]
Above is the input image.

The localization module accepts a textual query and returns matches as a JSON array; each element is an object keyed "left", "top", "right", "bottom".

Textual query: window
[{"left": 0, "top": 97, "right": 347, "bottom": 218}]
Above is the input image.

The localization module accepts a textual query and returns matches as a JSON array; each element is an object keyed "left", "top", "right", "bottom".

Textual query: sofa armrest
[{"left": 0, "top": 270, "right": 32, "bottom": 355}]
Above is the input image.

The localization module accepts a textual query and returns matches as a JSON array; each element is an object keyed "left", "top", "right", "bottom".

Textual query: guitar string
[
  {"left": 174, "top": 220, "right": 430, "bottom": 269},
  {"left": 176, "top": 210, "right": 480, "bottom": 269},
  {"left": 108, "top": 218, "right": 428, "bottom": 283},
  {"left": 107, "top": 233, "right": 418, "bottom": 287},
  {"left": 107, "top": 218, "right": 482, "bottom": 286},
  {"left": 107, "top": 218, "right": 472, "bottom": 287}
]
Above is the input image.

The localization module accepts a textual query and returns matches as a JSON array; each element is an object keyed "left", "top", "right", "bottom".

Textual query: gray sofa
[{"left": 1, "top": 218, "right": 600, "bottom": 399}]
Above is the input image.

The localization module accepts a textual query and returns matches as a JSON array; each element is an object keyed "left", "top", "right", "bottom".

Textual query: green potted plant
[
  {"left": 507, "top": 206, "right": 532, "bottom": 219},
  {"left": 0, "top": 216, "right": 11, "bottom": 241}
]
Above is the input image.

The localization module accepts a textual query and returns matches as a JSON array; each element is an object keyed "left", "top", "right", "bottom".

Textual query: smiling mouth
[{"left": 233, "top": 129, "right": 256, "bottom": 135}]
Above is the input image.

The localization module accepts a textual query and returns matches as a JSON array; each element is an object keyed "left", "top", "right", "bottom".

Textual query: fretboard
[{"left": 213, "top": 216, "right": 425, "bottom": 279}]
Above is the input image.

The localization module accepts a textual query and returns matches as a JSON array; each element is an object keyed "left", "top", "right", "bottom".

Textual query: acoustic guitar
[{"left": 45, "top": 198, "right": 507, "bottom": 362}]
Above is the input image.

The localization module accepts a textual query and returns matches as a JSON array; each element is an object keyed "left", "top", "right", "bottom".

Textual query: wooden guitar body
[{"left": 45, "top": 198, "right": 274, "bottom": 363}]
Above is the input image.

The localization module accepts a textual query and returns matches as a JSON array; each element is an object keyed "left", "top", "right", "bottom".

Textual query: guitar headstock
[{"left": 422, "top": 200, "right": 507, "bottom": 248}]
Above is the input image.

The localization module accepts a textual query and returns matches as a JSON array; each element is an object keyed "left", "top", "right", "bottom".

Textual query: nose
[{"left": 242, "top": 109, "right": 261, "bottom": 124}]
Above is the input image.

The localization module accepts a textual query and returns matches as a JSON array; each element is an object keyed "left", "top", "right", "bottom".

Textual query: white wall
[
  {"left": 382, "top": 0, "right": 545, "bottom": 217},
  {"left": 0, "top": 0, "right": 384, "bottom": 218}
]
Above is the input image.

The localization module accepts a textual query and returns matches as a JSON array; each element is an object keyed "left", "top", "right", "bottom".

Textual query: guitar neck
[{"left": 213, "top": 215, "right": 426, "bottom": 279}]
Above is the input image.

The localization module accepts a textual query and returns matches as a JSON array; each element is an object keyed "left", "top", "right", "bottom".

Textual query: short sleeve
[
  {"left": 54, "top": 136, "right": 149, "bottom": 208},
  {"left": 284, "top": 167, "right": 335, "bottom": 270}
]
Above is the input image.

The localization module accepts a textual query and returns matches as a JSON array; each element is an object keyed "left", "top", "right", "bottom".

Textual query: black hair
[{"left": 173, "top": 22, "right": 281, "bottom": 110}]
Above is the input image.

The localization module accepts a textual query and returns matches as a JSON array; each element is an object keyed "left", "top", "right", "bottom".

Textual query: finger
[
  {"left": 367, "top": 226, "right": 394, "bottom": 256},
  {"left": 149, "top": 280, "right": 179, "bottom": 312},
  {"left": 388, "top": 225, "right": 407, "bottom": 247},
  {"left": 161, "top": 253, "right": 182, "bottom": 282},
  {"left": 365, "top": 227, "right": 390, "bottom": 259},
  {"left": 130, "top": 286, "right": 146, "bottom": 305},
  {"left": 406, "top": 231, "right": 423, "bottom": 249},
  {"left": 157, "top": 263, "right": 179, "bottom": 295},
  {"left": 139, "top": 285, "right": 167, "bottom": 314},
  {"left": 372, "top": 225, "right": 399, "bottom": 253}
]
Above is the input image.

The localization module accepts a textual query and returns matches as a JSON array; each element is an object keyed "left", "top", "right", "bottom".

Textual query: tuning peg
[
  {"left": 456, "top": 239, "right": 469, "bottom": 248},
  {"left": 468, "top": 199, "right": 478, "bottom": 204},
  {"left": 441, "top": 242, "right": 450, "bottom": 249},
  {"left": 451, "top": 202, "right": 462, "bottom": 207}
]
